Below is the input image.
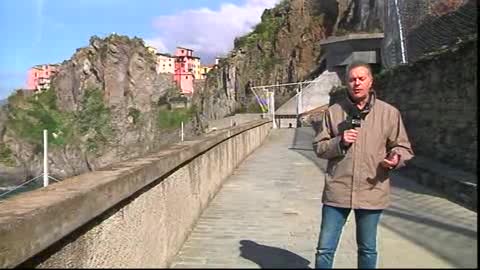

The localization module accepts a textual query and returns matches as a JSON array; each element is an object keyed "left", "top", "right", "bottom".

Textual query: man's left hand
[{"left": 380, "top": 153, "right": 400, "bottom": 170}]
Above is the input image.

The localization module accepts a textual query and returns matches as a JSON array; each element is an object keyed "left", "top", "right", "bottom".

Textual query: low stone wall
[
  {"left": 0, "top": 119, "right": 272, "bottom": 268},
  {"left": 399, "top": 156, "right": 477, "bottom": 212},
  {"left": 376, "top": 37, "right": 477, "bottom": 211}
]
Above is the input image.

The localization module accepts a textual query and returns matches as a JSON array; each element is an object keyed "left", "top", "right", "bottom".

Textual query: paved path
[{"left": 170, "top": 128, "right": 477, "bottom": 268}]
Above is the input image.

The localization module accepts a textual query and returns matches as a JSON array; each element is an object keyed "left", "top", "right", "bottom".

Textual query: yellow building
[
  {"left": 146, "top": 45, "right": 158, "bottom": 55},
  {"left": 191, "top": 58, "right": 202, "bottom": 79},
  {"left": 199, "top": 65, "right": 213, "bottom": 79}
]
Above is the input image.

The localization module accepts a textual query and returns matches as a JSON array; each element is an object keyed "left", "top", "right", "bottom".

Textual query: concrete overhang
[
  {"left": 319, "top": 33, "right": 384, "bottom": 45},
  {"left": 320, "top": 33, "right": 384, "bottom": 68}
]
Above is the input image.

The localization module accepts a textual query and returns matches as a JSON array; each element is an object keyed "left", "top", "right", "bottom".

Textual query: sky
[{"left": 0, "top": 0, "right": 279, "bottom": 100}]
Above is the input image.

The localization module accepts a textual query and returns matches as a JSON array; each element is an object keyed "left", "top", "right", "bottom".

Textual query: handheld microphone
[{"left": 350, "top": 112, "right": 362, "bottom": 128}]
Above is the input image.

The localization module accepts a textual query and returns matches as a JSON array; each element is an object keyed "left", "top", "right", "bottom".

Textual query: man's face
[{"left": 347, "top": 66, "right": 373, "bottom": 102}]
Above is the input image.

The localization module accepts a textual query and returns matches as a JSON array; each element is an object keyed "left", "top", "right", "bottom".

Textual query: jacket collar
[{"left": 345, "top": 90, "right": 376, "bottom": 118}]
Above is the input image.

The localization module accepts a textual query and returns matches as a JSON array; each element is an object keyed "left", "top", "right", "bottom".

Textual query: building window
[
  {"left": 186, "top": 76, "right": 188, "bottom": 79},
  {"left": 35, "top": 73, "right": 37, "bottom": 77},
  {"left": 46, "top": 71, "right": 49, "bottom": 76}
]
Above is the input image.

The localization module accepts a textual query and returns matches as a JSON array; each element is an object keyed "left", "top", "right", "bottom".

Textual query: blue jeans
[{"left": 315, "top": 204, "right": 383, "bottom": 269}]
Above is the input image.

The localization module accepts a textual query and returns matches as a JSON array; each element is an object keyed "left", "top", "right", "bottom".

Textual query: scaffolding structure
[{"left": 250, "top": 79, "right": 333, "bottom": 129}]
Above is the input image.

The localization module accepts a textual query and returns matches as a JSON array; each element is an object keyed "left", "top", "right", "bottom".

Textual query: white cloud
[
  {"left": 146, "top": 0, "right": 279, "bottom": 64},
  {"left": 143, "top": 37, "right": 168, "bottom": 53}
]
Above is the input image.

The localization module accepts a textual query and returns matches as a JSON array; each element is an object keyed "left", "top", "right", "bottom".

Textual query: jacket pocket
[{"left": 326, "top": 161, "right": 336, "bottom": 177}]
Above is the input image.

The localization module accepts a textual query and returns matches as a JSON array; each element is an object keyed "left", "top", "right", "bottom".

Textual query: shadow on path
[{"left": 239, "top": 240, "right": 311, "bottom": 269}]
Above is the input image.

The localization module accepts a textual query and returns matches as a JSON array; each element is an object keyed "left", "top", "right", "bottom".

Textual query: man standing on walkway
[{"left": 312, "top": 61, "right": 414, "bottom": 268}]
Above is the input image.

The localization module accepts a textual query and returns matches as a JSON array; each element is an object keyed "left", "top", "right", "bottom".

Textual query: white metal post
[
  {"left": 181, "top": 122, "right": 184, "bottom": 141},
  {"left": 394, "top": 0, "right": 407, "bottom": 64},
  {"left": 293, "top": 88, "right": 299, "bottom": 129},
  {"left": 43, "top": 129, "right": 49, "bottom": 187},
  {"left": 299, "top": 84, "right": 303, "bottom": 114},
  {"left": 270, "top": 90, "right": 277, "bottom": 129}
]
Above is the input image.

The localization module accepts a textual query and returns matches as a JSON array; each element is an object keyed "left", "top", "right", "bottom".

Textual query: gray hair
[{"left": 345, "top": 61, "right": 373, "bottom": 81}]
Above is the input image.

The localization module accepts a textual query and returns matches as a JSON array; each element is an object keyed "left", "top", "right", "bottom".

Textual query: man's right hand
[{"left": 341, "top": 129, "right": 359, "bottom": 147}]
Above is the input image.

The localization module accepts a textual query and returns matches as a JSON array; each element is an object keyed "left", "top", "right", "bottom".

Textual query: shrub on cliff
[
  {"left": 0, "top": 143, "right": 15, "bottom": 167},
  {"left": 75, "top": 88, "right": 113, "bottom": 152},
  {"left": 6, "top": 89, "right": 72, "bottom": 149},
  {"left": 233, "top": 5, "right": 286, "bottom": 49},
  {"left": 5, "top": 87, "right": 113, "bottom": 153},
  {"left": 157, "top": 106, "right": 196, "bottom": 130}
]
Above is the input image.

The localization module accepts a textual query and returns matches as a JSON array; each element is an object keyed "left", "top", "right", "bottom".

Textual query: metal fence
[{"left": 382, "top": 0, "right": 477, "bottom": 68}]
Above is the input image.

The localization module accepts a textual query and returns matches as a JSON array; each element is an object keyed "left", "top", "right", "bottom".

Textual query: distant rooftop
[
  {"left": 175, "top": 55, "right": 200, "bottom": 60},
  {"left": 156, "top": 52, "right": 174, "bottom": 57},
  {"left": 176, "top": 46, "right": 194, "bottom": 51},
  {"left": 32, "top": 63, "right": 60, "bottom": 69}
]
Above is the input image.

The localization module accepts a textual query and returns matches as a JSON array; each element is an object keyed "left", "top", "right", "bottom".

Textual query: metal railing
[
  {"left": 1, "top": 122, "right": 189, "bottom": 200},
  {"left": 0, "top": 175, "right": 60, "bottom": 200},
  {"left": 0, "top": 130, "right": 62, "bottom": 200},
  {"left": 250, "top": 75, "right": 340, "bottom": 128}
]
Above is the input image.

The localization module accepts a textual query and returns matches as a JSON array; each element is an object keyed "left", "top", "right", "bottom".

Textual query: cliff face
[
  {"left": 195, "top": 0, "right": 384, "bottom": 120},
  {"left": 54, "top": 35, "right": 168, "bottom": 113},
  {"left": 0, "top": 35, "right": 196, "bottom": 184},
  {"left": 0, "top": 0, "right": 385, "bottom": 184}
]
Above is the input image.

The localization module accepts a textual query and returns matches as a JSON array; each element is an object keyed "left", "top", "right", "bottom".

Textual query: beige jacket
[{"left": 313, "top": 91, "right": 414, "bottom": 209}]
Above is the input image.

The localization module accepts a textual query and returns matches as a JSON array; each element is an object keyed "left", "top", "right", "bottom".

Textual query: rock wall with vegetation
[
  {"left": 0, "top": 35, "right": 199, "bottom": 185},
  {"left": 194, "top": 0, "right": 384, "bottom": 120},
  {"left": 0, "top": 0, "right": 387, "bottom": 185}
]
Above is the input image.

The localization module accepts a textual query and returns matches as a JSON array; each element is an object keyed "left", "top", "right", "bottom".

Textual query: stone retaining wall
[
  {"left": 375, "top": 37, "right": 477, "bottom": 174},
  {"left": 0, "top": 119, "right": 272, "bottom": 268}
]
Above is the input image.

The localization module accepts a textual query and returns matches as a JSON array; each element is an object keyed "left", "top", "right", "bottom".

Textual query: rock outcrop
[
  {"left": 1, "top": 0, "right": 386, "bottom": 185},
  {"left": 194, "top": 0, "right": 384, "bottom": 120},
  {"left": 0, "top": 35, "right": 196, "bottom": 184}
]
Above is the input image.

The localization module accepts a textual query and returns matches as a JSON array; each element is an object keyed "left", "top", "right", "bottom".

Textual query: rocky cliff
[
  {"left": 194, "top": 0, "right": 384, "bottom": 120},
  {"left": 1, "top": 0, "right": 385, "bottom": 185},
  {"left": 0, "top": 35, "right": 198, "bottom": 185}
]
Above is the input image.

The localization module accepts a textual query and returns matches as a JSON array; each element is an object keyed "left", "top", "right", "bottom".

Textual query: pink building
[
  {"left": 26, "top": 64, "right": 59, "bottom": 91},
  {"left": 173, "top": 47, "right": 201, "bottom": 95}
]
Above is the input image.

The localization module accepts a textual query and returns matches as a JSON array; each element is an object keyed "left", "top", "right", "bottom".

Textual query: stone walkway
[{"left": 170, "top": 128, "right": 477, "bottom": 268}]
